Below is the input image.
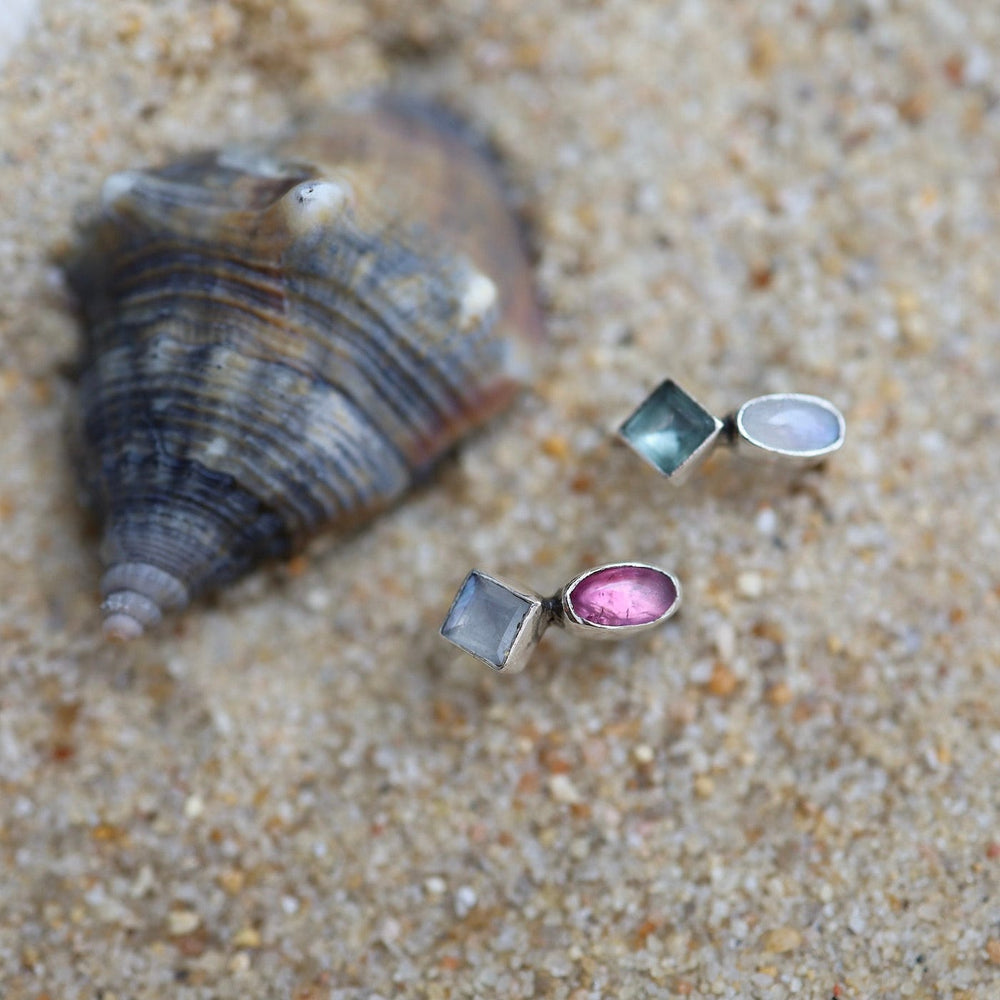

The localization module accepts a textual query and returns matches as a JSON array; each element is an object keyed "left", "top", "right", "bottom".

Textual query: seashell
[{"left": 65, "top": 96, "right": 542, "bottom": 640}]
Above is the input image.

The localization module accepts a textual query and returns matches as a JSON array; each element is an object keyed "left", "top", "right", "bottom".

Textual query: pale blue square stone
[{"left": 441, "top": 571, "right": 533, "bottom": 670}]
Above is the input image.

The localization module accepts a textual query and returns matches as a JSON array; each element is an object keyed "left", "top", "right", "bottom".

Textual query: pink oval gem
[{"left": 567, "top": 565, "right": 678, "bottom": 628}]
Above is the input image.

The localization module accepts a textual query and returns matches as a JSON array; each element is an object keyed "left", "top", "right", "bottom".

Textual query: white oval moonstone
[{"left": 737, "top": 394, "right": 844, "bottom": 458}]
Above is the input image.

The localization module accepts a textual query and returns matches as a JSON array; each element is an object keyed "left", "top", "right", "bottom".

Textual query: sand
[{"left": 1, "top": 1, "right": 999, "bottom": 997}]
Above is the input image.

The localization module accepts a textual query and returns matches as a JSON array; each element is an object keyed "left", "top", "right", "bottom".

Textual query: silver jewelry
[
  {"left": 618, "top": 379, "right": 846, "bottom": 484},
  {"left": 440, "top": 562, "right": 681, "bottom": 673}
]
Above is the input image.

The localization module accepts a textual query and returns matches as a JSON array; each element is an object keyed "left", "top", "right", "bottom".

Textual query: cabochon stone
[
  {"left": 567, "top": 564, "right": 679, "bottom": 628},
  {"left": 737, "top": 395, "right": 844, "bottom": 457}
]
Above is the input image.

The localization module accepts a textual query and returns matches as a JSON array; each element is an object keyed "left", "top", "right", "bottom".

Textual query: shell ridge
[
  {"left": 339, "top": 225, "right": 508, "bottom": 401},
  {"left": 81, "top": 347, "right": 325, "bottom": 533},
  {"left": 85, "top": 339, "right": 412, "bottom": 531},
  {"left": 107, "top": 179, "right": 507, "bottom": 447},
  {"left": 284, "top": 280, "right": 462, "bottom": 446},
  {"left": 102, "top": 493, "right": 291, "bottom": 581},
  {"left": 108, "top": 248, "right": 288, "bottom": 319},
  {"left": 70, "top": 97, "right": 541, "bottom": 637},
  {"left": 220, "top": 355, "right": 410, "bottom": 516},
  {"left": 286, "top": 244, "right": 465, "bottom": 409},
  {"left": 102, "top": 229, "right": 484, "bottom": 459},
  {"left": 102, "top": 498, "right": 293, "bottom": 603},
  {"left": 284, "top": 239, "right": 497, "bottom": 429}
]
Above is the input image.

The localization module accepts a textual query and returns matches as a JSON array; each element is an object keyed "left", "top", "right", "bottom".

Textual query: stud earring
[
  {"left": 440, "top": 562, "right": 681, "bottom": 673},
  {"left": 618, "top": 379, "right": 845, "bottom": 484}
]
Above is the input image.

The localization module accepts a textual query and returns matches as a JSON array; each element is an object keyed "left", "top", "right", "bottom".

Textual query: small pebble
[
  {"left": 218, "top": 869, "right": 246, "bottom": 894},
  {"left": 713, "top": 621, "right": 736, "bottom": 661},
  {"left": 454, "top": 885, "right": 477, "bottom": 918},
  {"left": 129, "top": 864, "right": 156, "bottom": 898},
  {"left": 737, "top": 572, "right": 764, "bottom": 599},
  {"left": 693, "top": 775, "right": 715, "bottom": 798},
  {"left": 540, "top": 434, "right": 571, "bottom": 460},
  {"left": 232, "top": 927, "right": 261, "bottom": 948},
  {"left": 183, "top": 794, "right": 204, "bottom": 819},
  {"left": 705, "top": 662, "right": 738, "bottom": 697},
  {"left": 305, "top": 588, "right": 330, "bottom": 612},
  {"left": 167, "top": 909, "right": 201, "bottom": 936},
  {"left": 766, "top": 681, "right": 793, "bottom": 706},
  {"left": 424, "top": 876, "right": 447, "bottom": 896},
  {"left": 548, "top": 773, "right": 581, "bottom": 804},
  {"left": 761, "top": 927, "right": 802, "bottom": 953},
  {"left": 755, "top": 506, "right": 778, "bottom": 535},
  {"left": 228, "top": 952, "right": 251, "bottom": 974}
]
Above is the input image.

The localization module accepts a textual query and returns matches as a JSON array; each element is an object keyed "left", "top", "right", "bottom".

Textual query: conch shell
[{"left": 65, "top": 96, "right": 542, "bottom": 639}]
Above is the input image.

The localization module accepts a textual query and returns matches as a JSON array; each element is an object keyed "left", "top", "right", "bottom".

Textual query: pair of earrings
[{"left": 439, "top": 379, "right": 845, "bottom": 673}]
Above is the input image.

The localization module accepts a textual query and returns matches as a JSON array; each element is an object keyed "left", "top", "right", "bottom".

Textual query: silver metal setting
[
  {"left": 440, "top": 562, "right": 682, "bottom": 673},
  {"left": 559, "top": 562, "right": 682, "bottom": 640},
  {"left": 439, "top": 570, "right": 548, "bottom": 674},
  {"left": 617, "top": 379, "right": 724, "bottom": 485},
  {"left": 619, "top": 378, "right": 846, "bottom": 483},
  {"left": 733, "top": 392, "right": 847, "bottom": 462}
]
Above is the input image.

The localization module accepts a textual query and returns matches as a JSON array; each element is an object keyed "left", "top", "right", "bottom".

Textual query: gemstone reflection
[
  {"left": 736, "top": 394, "right": 845, "bottom": 458},
  {"left": 618, "top": 380, "right": 722, "bottom": 479},
  {"left": 566, "top": 564, "right": 679, "bottom": 629}
]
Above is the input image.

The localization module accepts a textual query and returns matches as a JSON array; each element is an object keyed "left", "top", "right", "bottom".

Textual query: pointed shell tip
[{"left": 102, "top": 612, "right": 146, "bottom": 642}]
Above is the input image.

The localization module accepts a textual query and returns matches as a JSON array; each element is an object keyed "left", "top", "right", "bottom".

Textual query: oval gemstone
[
  {"left": 566, "top": 564, "right": 679, "bottom": 629},
  {"left": 737, "top": 394, "right": 844, "bottom": 458}
]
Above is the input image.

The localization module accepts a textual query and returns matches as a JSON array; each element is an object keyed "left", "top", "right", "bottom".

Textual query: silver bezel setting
[
  {"left": 440, "top": 562, "right": 682, "bottom": 673},
  {"left": 733, "top": 392, "right": 846, "bottom": 463},
  {"left": 439, "top": 570, "right": 549, "bottom": 674},
  {"left": 617, "top": 379, "right": 725, "bottom": 485},
  {"left": 558, "top": 561, "right": 683, "bottom": 640}
]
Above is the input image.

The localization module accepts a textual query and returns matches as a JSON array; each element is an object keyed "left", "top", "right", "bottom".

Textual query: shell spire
[{"left": 66, "top": 96, "right": 543, "bottom": 638}]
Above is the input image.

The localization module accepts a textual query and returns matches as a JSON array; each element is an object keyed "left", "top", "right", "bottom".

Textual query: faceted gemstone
[
  {"left": 737, "top": 394, "right": 844, "bottom": 458},
  {"left": 619, "top": 380, "right": 722, "bottom": 478},
  {"left": 440, "top": 571, "right": 535, "bottom": 670},
  {"left": 566, "top": 564, "right": 679, "bottom": 629}
]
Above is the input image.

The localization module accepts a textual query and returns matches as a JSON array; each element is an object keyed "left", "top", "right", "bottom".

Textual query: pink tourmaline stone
[{"left": 567, "top": 565, "right": 678, "bottom": 628}]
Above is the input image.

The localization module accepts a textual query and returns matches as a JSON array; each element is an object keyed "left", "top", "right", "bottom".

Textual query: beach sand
[{"left": 1, "top": 1, "right": 999, "bottom": 996}]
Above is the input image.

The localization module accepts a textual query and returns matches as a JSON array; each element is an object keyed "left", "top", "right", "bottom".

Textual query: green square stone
[{"left": 619, "top": 380, "right": 722, "bottom": 479}]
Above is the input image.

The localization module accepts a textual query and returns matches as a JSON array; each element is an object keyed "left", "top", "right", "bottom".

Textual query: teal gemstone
[
  {"left": 619, "top": 380, "right": 722, "bottom": 478},
  {"left": 440, "top": 571, "right": 533, "bottom": 670}
]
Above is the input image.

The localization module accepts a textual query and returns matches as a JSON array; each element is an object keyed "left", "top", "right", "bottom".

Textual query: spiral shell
[{"left": 65, "top": 96, "right": 542, "bottom": 640}]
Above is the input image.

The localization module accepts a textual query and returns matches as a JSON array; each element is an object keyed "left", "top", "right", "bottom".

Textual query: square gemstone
[
  {"left": 440, "top": 571, "right": 541, "bottom": 671},
  {"left": 618, "top": 379, "right": 723, "bottom": 480}
]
